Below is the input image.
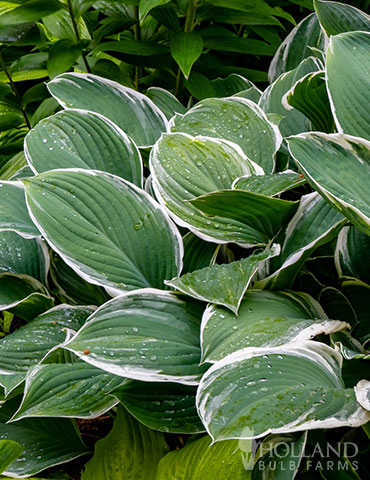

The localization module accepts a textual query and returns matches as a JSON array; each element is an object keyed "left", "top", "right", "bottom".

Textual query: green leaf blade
[
  {"left": 25, "top": 109, "right": 143, "bottom": 186},
  {"left": 326, "top": 31, "right": 370, "bottom": 141},
  {"left": 190, "top": 189, "right": 298, "bottom": 245},
  {"left": 201, "top": 289, "right": 345, "bottom": 363},
  {"left": 167, "top": 247, "right": 279, "bottom": 314},
  {"left": 171, "top": 97, "right": 282, "bottom": 173},
  {"left": 11, "top": 363, "right": 127, "bottom": 421},
  {"left": 0, "top": 181, "right": 40, "bottom": 238},
  {"left": 81, "top": 406, "right": 167, "bottom": 480},
  {"left": 157, "top": 435, "right": 248, "bottom": 479},
  {"left": 197, "top": 342, "right": 370, "bottom": 441},
  {"left": 287, "top": 133, "right": 370, "bottom": 236},
  {"left": 24, "top": 169, "right": 182, "bottom": 293},
  {"left": 150, "top": 133, "right": 262, "bottom": 245},
  {"left": 170, "top": 32, "right": 203, "bottom": 79},
  {"left": 314, "top": 0, "right": 370, "bottom": 36},
  {"left": 113, "top": 381, "right": 204, "bottom": 434},
  {"left": 64, "top": 289, "right": 206, "bottom": 384},
  {"left": 0, "top": 440, "right": 23, "bottom": 475},
  {"left": 48, "top": 73, "right": 168, "bottom": 147}
]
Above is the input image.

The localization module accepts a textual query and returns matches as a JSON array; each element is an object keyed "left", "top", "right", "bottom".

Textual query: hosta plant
[{"left": 0, "top": 1, "right": 370, "bottom": 479}]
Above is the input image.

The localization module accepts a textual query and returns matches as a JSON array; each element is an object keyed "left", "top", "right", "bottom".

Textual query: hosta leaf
[
  {"left": 340, "top": 279, "right": 370, "bottom": 346},
  {"left": 233, "top": 171, "right": 305, "bottom": 196},
  {"left": 156, "top": 435, "right": 249, "bottom": 479},
  {"left": 0, "top": 232, "right": 48, "bottom": 283},
  {"left": 182, "top": 232, "right": 219, "bottom": 275},
  {"left": 283, "top": 71, "right": 335, "bottom": 133},
  {"left": 150, "top": 133, "right": 261, "bottom": 245},
  {"left": 320, "top": 287, "right": 357, "bottom": 328},
  {"left": 331, "top": 331, "right": 368, "bottom": 361},
  {"left": 0, "top": 399, "right": 88, "bottom": 478},
  {"left": 258, "top": 193, "right": 346, "bottom": 290},
  {"left": 354, "top": 380, "right": 370, "bottom": 411},
  {"left": 0, "top": 273, "right": 53, "bottom": 322},
  {"left": 233, "top": 86, "right": 262, "bottom": 103},
  {"left": 81, "top": 406, "right": 167, "bottom": 480},
  {"left": 212, "top": 73, "right": 256, "bottom": 97},
  {"left": 287, "top": 133, "right": 370, "bottom": 236},
  {"left": 0, "top": 181, "right": 39, "bottom": 238},
  {"left": 48, "top": 73, "right": 168, "bottom": 147},
  {"left": 171, "top": 97, "right": 282, "bottom": 173},
  {"left": 25, "top": 109, "right": 143, "bottom": 187},
  {"left": 64, "top": 289, "right": 206, "bottom": 385},
  {"left": 50, "top": 253, "right": 110, "bottom": 306},
  {"left": 23, "top": 169, "right": 182, "bottom": 293},
  {"left": 0, "top": 373, "right": 26, "bottom": 398},
  {"left": 201, "top": 289, "right": 344, "bottom": 363},
  {"left": 0, "top": 440, "right": 23, "bottom": 474},
  {"left": 197, "top": 342, "right": 370, "bottom": 441},
  {"left": 170, "top": 32, "right": 203, "bottom": 79},
  {"left": 11, "top": 363, "right": 127, "bottom": 421},
  {"left": 190, "top": 189, "right": 298, "bottom": 246},
  {"left": 314, "top": 0, "right": 370, "bottom": 36},
  {"left": 113, "top": 381, "right": 204, "bottom": 434},
  {"left": 326, "top": 31, "right": 370, "bottom": 141},
  {"left": 335, "top": 226, "right": 370, "bottom": 285},
  {"left": 268, "top": 13, "right": 326, "bottom": 83},
  {"left": 260, "top": 56, "right": 322, "bottom": 136},
  {"left": 146, "top": 87, "right": 187, "bottom": 120},
  {"left": 166, "top": 247, "right": 279, "bottom": 314},
  {"left": 0, "top": 305, "right": 92, "bottom": 375}
]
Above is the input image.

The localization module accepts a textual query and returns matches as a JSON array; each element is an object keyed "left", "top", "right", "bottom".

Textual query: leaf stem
[
  {"left": 175, "top": 67, "right": 182, "bottom": 98},
  {"left": 134, "top": 5, "right": 142, "bottom": 91},
  {"left": 184, "top": 0, "right": 197, "bottom": 33},
  {"left": 363, "top": 421, "right": 370, "bottom": 440},
  {"left": 66, "top": 0, "right": 91, "bottom": 73},
  {"left": 0, "top": 52, "right": 31, "bottom": 129}
]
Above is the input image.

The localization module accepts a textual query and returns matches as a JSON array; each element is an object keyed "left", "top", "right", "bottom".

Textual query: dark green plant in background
[
  {"left": 0, "top": 1, "right": 370, "bottom": 479},
  {"left": 0, "top": 0, "right": 323, "bottom": 176}
]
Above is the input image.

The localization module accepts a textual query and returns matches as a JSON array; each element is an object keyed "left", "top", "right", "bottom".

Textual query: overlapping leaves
[{"left": 0, "top": 3, "right": 370, "bottom": 478}]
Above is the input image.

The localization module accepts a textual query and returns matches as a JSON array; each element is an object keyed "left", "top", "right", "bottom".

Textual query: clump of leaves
[{"left": 0, "top": 1, "right": 370, "bottom": 479}]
